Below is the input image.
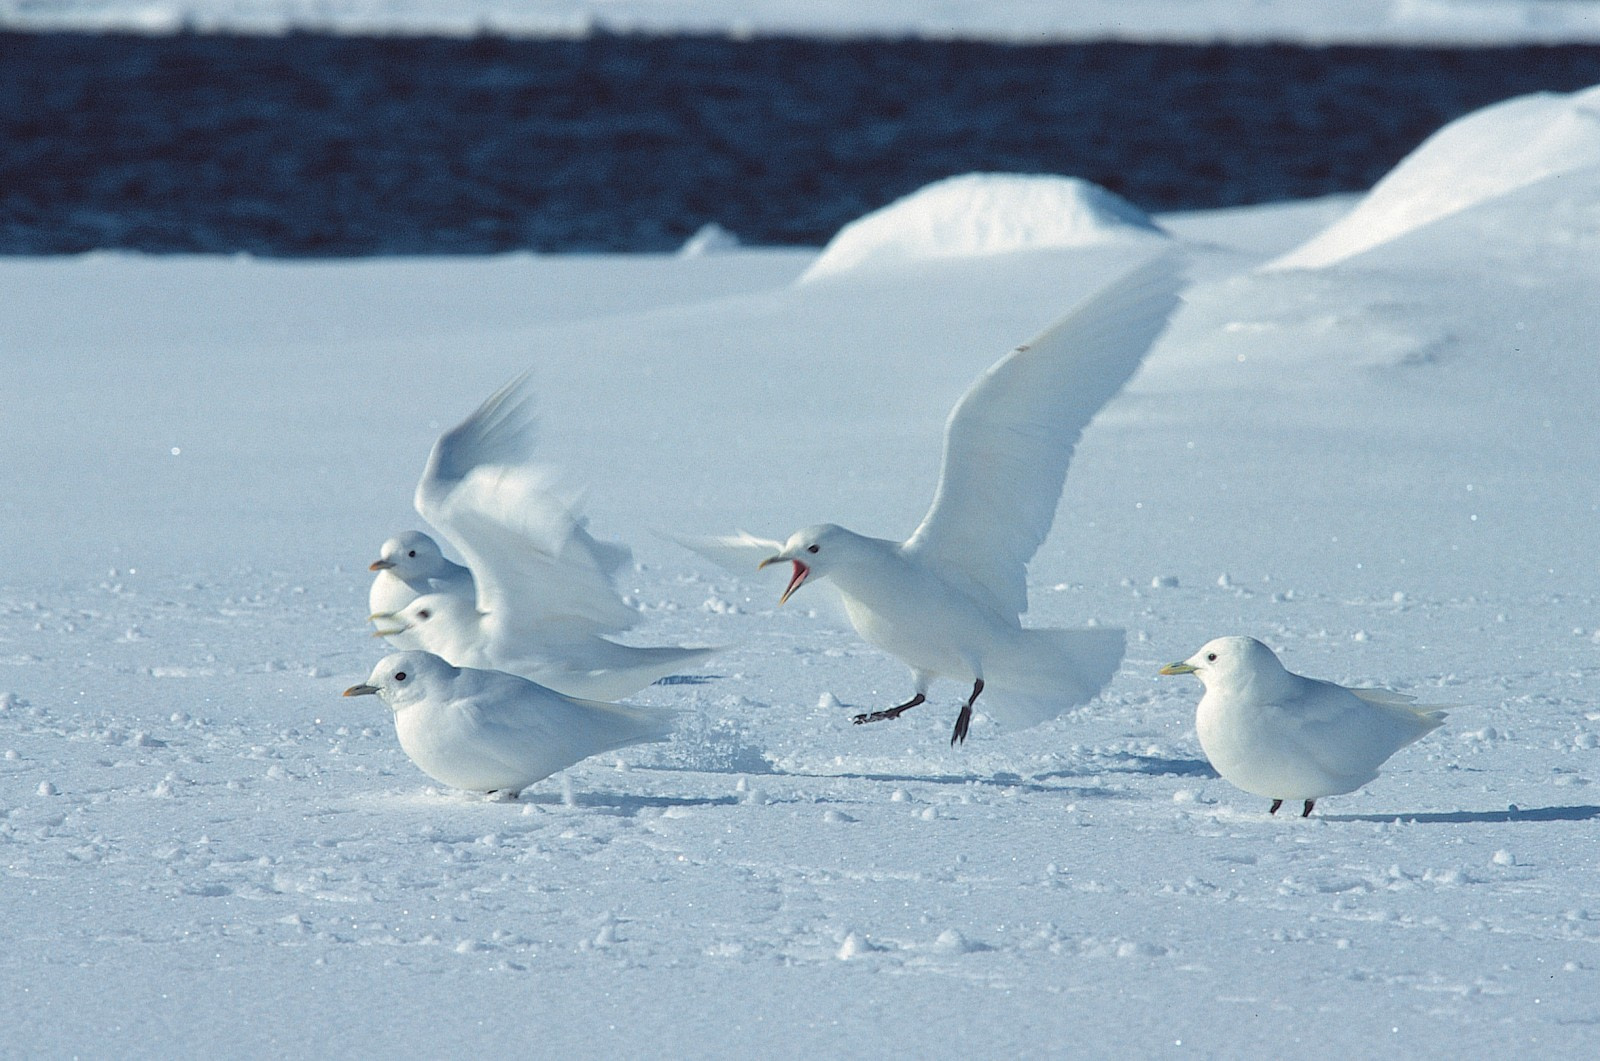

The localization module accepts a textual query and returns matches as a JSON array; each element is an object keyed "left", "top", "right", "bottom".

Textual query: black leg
[
  {"left": 1301, "top": 799, "right": 1315, "bottom": 818},
  {"left": 949, "top": 679, "right": 985, "bottom": 746},
  {"left": 1269, "top": 799, "right": 1283, "bottom": 815},
  {"left": 853, "top": 692, "right": 926, "bottom": 726}
]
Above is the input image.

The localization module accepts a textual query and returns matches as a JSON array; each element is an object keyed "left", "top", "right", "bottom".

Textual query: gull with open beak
[{"left": 682, "top": 255, "right": 1183, "bottom": 744}]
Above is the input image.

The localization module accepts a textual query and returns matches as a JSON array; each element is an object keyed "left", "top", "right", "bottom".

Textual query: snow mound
[
  {"left": 1267, "top": 83, "right": 1600, "bottom": 271},
  {"left": 677, "top": 222, "right": 741, "bottom": 258},
  {"left": 799, "top": 173, "right": 1167, "bottom": 283}
]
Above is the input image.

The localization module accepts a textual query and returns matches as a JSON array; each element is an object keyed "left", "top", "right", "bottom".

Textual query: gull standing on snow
[
  {"left": 369, "top": 376, "right": 715, "bottom": 701},
  {"left": 1160, "top": 636, "right": 1448, "bottom": 817},
  {"left": 344, "top": 651, "right": 674, "bottom": 797},
  {"left": 368, "top": 531, "right": 474, "bottom": 646},
  {"left": 681, "top": 256, "right": 1182, "bottom": 744}
]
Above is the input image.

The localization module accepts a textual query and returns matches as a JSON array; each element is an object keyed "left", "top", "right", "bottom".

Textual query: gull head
[
  {"left": 343, "top": 650, "right": 457, "bottom": 710},
  {"left": 370, "top": 592, "right": 476, "bottom": 639},
  {"left": 370, "top": 531, "right": 449, "bottom": 578},
  {"left": 758, "top": 523, "right": 860, "bottom": 605},
  {"left": 1160, "top": 635, "right": 1293, "bottom": 695}
]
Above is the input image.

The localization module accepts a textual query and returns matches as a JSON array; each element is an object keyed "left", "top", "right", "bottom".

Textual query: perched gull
[
  {"left": 344, "top": 650, "right": 674, "bottom": 797},
  {"left": 368, "top": 530, "right": 474, "bottom": 646},
  {"left": 679, "top": 256, "right": 1182, "bottom": 744},
  {"left": 369, "top": 376, "right": 715, "bottom": 701},
  {"left": 1160, "top": 636, "right": 1448, "bottom": 817}
]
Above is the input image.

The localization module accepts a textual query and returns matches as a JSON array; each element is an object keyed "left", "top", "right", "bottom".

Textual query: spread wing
[
  {"left": 415, "top": 375, "right": 638, "bottom": 638},
  {"left": 903, "top": 254, "right": 1184, "bottom": 618}
]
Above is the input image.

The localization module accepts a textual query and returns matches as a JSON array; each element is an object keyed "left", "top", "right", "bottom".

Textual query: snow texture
[{"left": 4, "top": 85, "right": 1600, "bottom": 1057}]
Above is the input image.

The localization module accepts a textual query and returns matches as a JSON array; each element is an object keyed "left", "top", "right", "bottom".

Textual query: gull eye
[
  {"left": 394, "top": 671, "right": 407, "bottom": 681},
  {"left": 408, "top": 550, "right": 417, "bottom": 558},
  {"left": 418, "top": 609, "right": 431, "bottom": 620},
  {"left": 1206, "top": 653, "right": 1218, "bottom": 663},
  {"left": 807, "top": 544, "right": 820, "bottom": 554}
]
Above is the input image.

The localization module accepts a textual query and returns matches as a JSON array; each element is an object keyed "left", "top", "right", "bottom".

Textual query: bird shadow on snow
[
  {"left": 1032, "top": 754, "right": 1220, "bottom": 782},
  {"left": 1322, "top": 805, "right": 1600, "bottom": 825},
  {"left": 517, "top": 789, "right": 742, "bottom": 813}
]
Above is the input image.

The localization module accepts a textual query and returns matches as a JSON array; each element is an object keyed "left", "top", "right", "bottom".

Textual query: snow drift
[
  {"left": 799, "top": 174, "right": 1168, "bottom": 283},
  {"left": 1267, "top": 82, "right": 1600, "bottom": 270}
]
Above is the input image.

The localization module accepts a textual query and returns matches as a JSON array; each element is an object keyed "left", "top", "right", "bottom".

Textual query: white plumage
[
  {"left": 370, "top": 376, "right": 714, "bottom": 700},
  {"left": 1161, "top": 635, "right": 1448, "bottom": 816},
  {"left": 679, "top": 255, "right": 1182, "bottom": 743},
  {"left": 343, "top": 651, "right": 674, "bottom": 796}
]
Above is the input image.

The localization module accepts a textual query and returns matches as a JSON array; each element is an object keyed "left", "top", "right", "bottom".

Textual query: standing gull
[
  {"left": 370, "top": 377, "right": 715, "bottom": 701},
  {"left": 681, "top": 256, "right": 1182, "bottom": 744},
  {"left": 344, "top": 651, "right": 674, "bottom": 797},
  {"left": 1160, "top": 636, "right": 1448, "bottom": 816}
]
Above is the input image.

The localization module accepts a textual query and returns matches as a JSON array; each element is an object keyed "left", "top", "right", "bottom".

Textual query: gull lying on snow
[
  {"left": 680, "top": 256, "right": 1183, "bottom": 744},
  {"left": 344, "top": 651, "right": 674, "bottom": 797},
  {"left": 368, "top": 530, "right": 474, "bottom": 646},
  {"left": 1160, "top": 636, "right": 1448, "bottom": 817},
  {"left": 370, "top": 376, "right": 715, "bottom": 701}
]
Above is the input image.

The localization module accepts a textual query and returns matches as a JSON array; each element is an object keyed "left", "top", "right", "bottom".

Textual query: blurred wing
[
  {"left": 416, "top": 378, "right": 637, "bottom": 637},
  {"left": 666, "top": 530, "right": 787, "bottom": 575},
  {"left": 904, "top": 254, "right": 1184, "bottom": 617}
]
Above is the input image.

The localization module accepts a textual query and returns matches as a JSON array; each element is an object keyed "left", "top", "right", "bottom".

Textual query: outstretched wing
[
  {"left": 415, "top": 376, "right": 638, "bottom": 638},
  {"left": 903, "top": 255, "right": 1184, "bottom": 618}
]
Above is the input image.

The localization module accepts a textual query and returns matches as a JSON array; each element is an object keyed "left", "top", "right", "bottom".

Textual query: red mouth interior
[{"left": 782, "top": 559, "right": 809, "bottom": 601}]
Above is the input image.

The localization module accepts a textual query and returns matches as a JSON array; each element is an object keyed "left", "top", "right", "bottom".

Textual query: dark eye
[
  {"left": 408, "top": 550, "right": 417, "bottom": 558},
  {"left": 807, "top": 545, "right": 820, "bottom": 554},
  {"left": 394, "top": 671, "right": 407, "bottom": 681},
  {"left": 1206, "top": 653, "right": 1218, "bottom": 662},
  {"left": 418, "top": 610, "right": 431, "bottom": 620}
]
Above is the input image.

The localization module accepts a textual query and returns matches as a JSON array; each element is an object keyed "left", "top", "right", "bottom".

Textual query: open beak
[
  {"left": 758, "top": 556, "right": 809, "bottom": 605},
  {"left": 1158, "top": 661, "right": 1197, "bottom": 675},
  {"left": 369, "top": 559, "right": 395, "bottom": 571},
  {"left": 343, "top": 683, "right": 379, "bottom": 697}
]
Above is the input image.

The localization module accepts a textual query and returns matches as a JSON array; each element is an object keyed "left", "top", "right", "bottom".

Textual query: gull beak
[
  {"left": 343, "top": 683, "right": 379, "bottom": 697},
  {"left": 369, "top": 559, "right": 395, "bottom": 571},
  {"left": 758, "top": 555, "right": 809, "bottom": 605},
  {"left": 369, "top": 612, "right": 408, "bottom": 638},
  {"left": 1159, "top": 661, "right": 1197, "bottom": 676}
]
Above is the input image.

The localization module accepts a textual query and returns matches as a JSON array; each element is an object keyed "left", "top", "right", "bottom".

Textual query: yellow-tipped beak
[
  {"left": 1159, "top": 662, "right": 1197, "bottom": 675},
  {"left": 369, "top": 559, "right": 395, "bottom": 572},
  {"left": 343, "top": 683, "right": 379, "bottom": 697}
]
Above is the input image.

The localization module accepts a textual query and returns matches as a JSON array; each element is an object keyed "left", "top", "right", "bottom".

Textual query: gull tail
[
  {"left": 529, "top": 642, "right": 719, "bottom": 703},
  {"left": 978, "top": 626, "right": 1126, "bottom": 732},
  {"left": 559, "top": 696, "right": 679, "bottom": 753},
  {"left": 1350, "top": 688, "right": 1449, "bottom": 744}
]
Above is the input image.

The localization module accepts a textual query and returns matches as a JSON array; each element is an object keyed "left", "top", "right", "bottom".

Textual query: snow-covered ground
[
  {"left": 5, "top": 86, "right": 1600, "bottom": 1056},
  {"left": 6, "top": 0, "right": 1600, "bottom": 44}
]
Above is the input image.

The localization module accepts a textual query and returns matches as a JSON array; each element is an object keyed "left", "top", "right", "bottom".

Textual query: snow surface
[
  {"left": 5, "top": 88, "right": 1600, "bottom": 1056},
  {"left": 6, "top": 0, "right": 1600, "bottom": 43}
]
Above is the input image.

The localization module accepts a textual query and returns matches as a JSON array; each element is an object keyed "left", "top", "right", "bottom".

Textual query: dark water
[{"left": 4, "top": 32, "right": 1600, "bottom": 255}]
